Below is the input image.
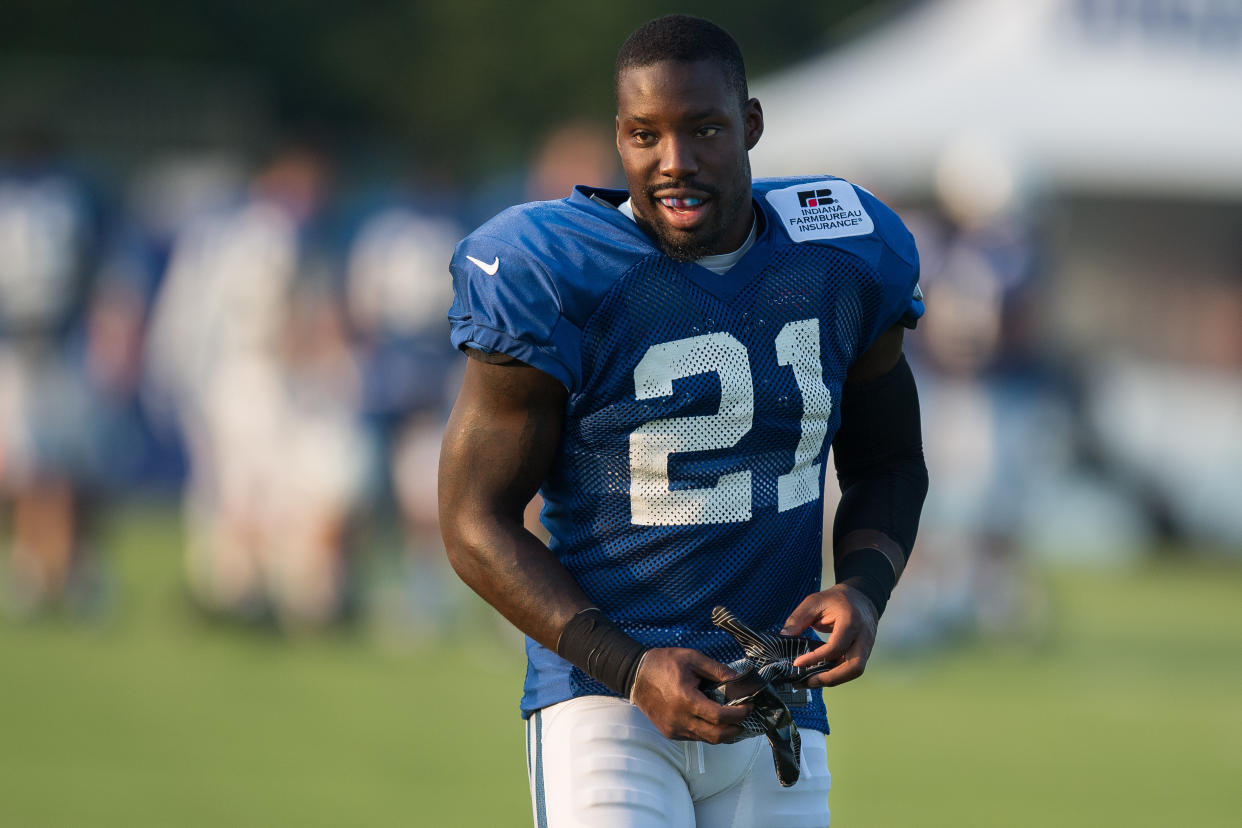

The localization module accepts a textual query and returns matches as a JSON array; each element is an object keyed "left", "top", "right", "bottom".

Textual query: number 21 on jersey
[{"left": 629, "top": 318, "right": 832, "bottom": 526}]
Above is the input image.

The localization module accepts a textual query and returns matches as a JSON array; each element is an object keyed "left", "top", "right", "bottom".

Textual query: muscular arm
[
  {"left": 439, "top": 357, "right": 588, "bottom": 649},
  {"left": 783, "top": 324, "right": 929, "bottom": 686},
  {"left": 438, "top": 356, "right": 748, "bottom": 741}
]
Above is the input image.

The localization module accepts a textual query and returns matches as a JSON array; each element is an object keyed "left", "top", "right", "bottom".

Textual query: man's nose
[{"left": 659, "top": 136, "right": 699, "bottom": 180}]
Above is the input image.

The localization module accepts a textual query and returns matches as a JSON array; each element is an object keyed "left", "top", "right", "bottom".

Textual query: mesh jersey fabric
[{"left": 448, "top": 176, "right": 921, "bottom": 734}]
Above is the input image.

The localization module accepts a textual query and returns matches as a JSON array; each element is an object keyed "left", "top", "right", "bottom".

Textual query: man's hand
[
  {"left": 628, "top": 647, "right": 752, "bottom": 743},
  {"left": 780, "top": 584, "right": 880, "bottom": 688}
]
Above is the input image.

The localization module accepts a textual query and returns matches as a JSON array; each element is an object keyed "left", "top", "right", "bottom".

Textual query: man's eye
[
  {"left": 697, "top": 126, "right": 721, "bottom": 138},
  {"left": 632, "top": 131, "right": 654, "bottom": 144}
]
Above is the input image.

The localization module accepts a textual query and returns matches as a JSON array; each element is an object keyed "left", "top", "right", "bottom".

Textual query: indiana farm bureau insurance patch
[{"left": 765, "top": 180, "right": 874, "bottom": 242}]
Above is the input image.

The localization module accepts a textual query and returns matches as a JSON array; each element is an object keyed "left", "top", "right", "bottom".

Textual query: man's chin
[{"left": 648, "top": 223, "right": 718, "bottom": 263}]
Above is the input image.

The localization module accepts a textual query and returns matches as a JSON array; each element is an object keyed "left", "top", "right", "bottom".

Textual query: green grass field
[{"left": 2, "top": 506, "right": 1240, "bottom": 827}]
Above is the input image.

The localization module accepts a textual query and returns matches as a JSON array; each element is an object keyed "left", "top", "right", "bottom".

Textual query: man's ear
[{"left": 744, "top": 98, "right": 764, "bottom": 151}]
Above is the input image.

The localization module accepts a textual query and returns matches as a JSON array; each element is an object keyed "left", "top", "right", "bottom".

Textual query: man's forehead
[{"left": 616, "top": 59, "right": 738, "bottom": 117}]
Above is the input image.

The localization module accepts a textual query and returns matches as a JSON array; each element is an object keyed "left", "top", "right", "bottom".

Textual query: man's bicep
[
  {"left": 847, "top": 323, "right": 905, "bottom": 383},
  {"left": 439, "top": 356, "right": 568, "bottom": 523}
]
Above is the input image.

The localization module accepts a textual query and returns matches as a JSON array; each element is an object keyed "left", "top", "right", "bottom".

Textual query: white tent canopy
[{"left": 752, "top": 0, "right": 1242, "bottom": 202}]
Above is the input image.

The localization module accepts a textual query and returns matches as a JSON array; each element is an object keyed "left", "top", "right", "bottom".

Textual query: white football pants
[{"left": 524, "top": 695, "right": 830, "bottom": 827}]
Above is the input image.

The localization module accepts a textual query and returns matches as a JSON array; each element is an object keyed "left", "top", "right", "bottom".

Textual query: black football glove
[{"left": 700, "top": 605, "right": 833, "bottom": 787}]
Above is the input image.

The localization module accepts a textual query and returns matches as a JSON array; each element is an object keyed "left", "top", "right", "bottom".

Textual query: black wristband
[{"left": 556, "top": 608, "right": 650, "bottom": 698}]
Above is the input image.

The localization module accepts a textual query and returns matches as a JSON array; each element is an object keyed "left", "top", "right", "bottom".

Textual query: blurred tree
[{"left": 2, "top": 0, "right": 893, "bottom": 181}]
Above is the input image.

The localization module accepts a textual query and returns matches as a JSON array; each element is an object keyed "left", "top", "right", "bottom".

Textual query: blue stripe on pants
[{"left": 533, "top": 711, "right": 547, "bottom": 828}]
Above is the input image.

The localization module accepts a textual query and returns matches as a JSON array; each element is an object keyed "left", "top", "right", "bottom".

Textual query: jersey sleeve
[
  {"left": 855, "top": 187, "right": 923, "bottom": 341},
  {"left": 447, "top": 231, "right": 584, "bottom": 391}
]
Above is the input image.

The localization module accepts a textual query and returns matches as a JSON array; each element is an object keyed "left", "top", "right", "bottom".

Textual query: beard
[
  {"left": 637, "top": 165, "right": 753, "bottom": 263},
  {"left": 643, "top": 221, "right": 721, "bottom": 263}
]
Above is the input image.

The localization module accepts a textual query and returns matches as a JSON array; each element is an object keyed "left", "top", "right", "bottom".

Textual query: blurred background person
[
  {"left": 892, "top": 197, "right": 1060, "bottom": 645},
  {"left": 145, "top": 142, "right": 366, "bottom": 629},
  {"left": 0, "top": 126, "right": 107, "bottom": 617},
  {"left": 339, "top": 182, "right": 463, "bottom": 636}
]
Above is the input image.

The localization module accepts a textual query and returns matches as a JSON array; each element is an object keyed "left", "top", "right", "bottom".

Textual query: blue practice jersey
[{"left": 448, "top": 176, "right": 922, "bottom": 733}]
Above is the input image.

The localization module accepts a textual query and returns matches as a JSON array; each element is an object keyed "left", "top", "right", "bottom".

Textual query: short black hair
[{"left": 614, "top": 15, "right": 749, "bottom": 106}]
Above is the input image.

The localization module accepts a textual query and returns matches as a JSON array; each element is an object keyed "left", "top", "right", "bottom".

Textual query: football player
[{"left": 439, "top": 15, "right": 928, "bottom": 826}]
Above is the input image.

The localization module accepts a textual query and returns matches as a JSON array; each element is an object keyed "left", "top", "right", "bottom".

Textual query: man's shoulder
[
  {"left": 448, "top": 187, "right": 657, "bottom": 387},
  {"left": 458, "top": 187, "right": 647, "bottom": 269},
  {"left": 754, "top": 175, "right": 916, "bottom": 268}
]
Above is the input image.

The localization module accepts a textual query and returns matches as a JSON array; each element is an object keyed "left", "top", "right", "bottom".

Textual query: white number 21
[{"left": 629, "top": 318, "right": 832, "bottom": 526}]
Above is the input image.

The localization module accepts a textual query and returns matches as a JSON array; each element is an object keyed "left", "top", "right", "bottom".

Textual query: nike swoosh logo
[{"left": 466, "top": 255, "right": 499, "bottom": 276}]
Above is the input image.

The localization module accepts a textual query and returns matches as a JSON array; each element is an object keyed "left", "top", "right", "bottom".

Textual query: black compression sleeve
[
  {"left": 556, "top": 608, "right": 650, "bottom": 698},
  {"left": 831, "top": 354, "right": 929, "bottom": 616}
]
